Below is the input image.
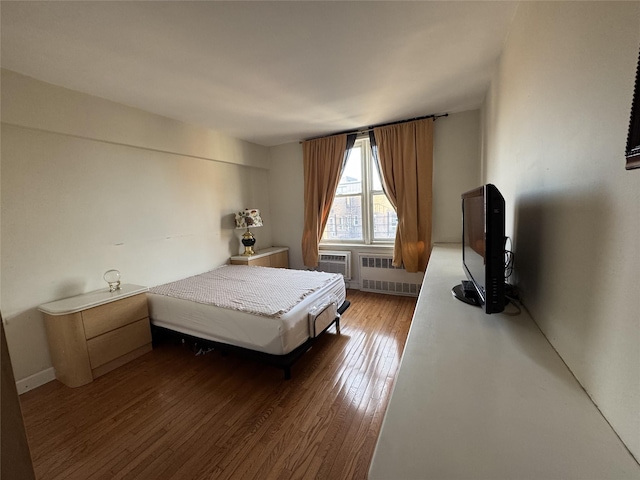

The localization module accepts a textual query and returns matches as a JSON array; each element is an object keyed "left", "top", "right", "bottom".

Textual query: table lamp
[{"left": 235, "top": 208, "right": 263, "bottom": 256}]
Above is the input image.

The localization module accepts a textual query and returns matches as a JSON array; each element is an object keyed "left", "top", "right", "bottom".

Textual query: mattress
[{"left": 148, "top": 266, "right": 346, "bottom": 355}]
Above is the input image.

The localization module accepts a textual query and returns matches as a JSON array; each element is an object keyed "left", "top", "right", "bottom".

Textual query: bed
[{"left": 147, "top": 264, "right": 349, "bottom": 378}]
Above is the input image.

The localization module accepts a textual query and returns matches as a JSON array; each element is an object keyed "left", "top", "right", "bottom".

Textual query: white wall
[
  {"left": 432, "top": 110, "right": 481, "bottom": 242},
  {"left": 267, "top": 142, "right": 306, "bottom": 269},
  {"left": 268, "top": 110, "right": 482, "bottom": 275},
  {"left": 482, "top": 2, "right": 640, "bottom": 460},
  {"left": 1, "top": 70, "right": 272, "bottom": 387}
]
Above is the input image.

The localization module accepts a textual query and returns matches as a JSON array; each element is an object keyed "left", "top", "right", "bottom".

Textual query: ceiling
[{"left": 1, "top": 1, "right": 517, "bottom": 147}]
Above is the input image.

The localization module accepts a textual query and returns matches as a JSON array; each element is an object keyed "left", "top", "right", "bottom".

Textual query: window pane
[
  {"left": 371, "top": 157, "right": 383, "bottom": 191},
  {"left": 372, "top": 193, "right": 397, "bottom": 240},
  {"left": 336, "top": 147, "right": 362, "bottom": 195},
  {"left": 322, "top": 195, "right": 363, "bottom": 241}
]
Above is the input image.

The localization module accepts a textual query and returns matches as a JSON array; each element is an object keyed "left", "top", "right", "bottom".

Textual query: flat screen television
[{"left": 452, "top": 184, "right": 506, "bottom": 313}]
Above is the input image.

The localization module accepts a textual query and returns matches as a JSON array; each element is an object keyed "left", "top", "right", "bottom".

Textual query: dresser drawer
[
  {"left": 86, "top": 318, "right": 151, "bottom": 369},
  {"left": 230, "top": 247, "right": 289, "bottom": 268},
  {"left": 82, "top": 293, "right": 148, "bottom": 339},
  {"left": 249, "top": 256, "right": 271, "bottom": 267},
  {"left": 269, "top": 250, "right": 289, "bottom": 268}
]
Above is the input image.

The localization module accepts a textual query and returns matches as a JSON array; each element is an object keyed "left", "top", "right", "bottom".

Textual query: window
[{"left": 321, "top": 138, "right": 398, "bottom": 244}]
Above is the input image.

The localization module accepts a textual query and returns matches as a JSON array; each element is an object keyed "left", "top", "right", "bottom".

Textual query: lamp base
[{"left": 241, "top": 230, "right": 256, "bottom": 256}]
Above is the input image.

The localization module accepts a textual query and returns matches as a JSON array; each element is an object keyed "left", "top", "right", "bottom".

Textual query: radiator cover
[{"left": 358, "top": 254, "right": 424, "bottom": 297}]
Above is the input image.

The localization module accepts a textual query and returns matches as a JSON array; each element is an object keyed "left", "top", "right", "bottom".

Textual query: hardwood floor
[{"left": 20, "top": 290, "right": 416, "bottom": 480}]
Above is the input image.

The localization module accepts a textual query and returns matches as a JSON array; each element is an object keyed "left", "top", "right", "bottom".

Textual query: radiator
[
  {"left": 358, "top": 254, "right": 424, "bottom": 297},
  {"left": 317, "top": 251, "right": 352, "bottom": 280}
]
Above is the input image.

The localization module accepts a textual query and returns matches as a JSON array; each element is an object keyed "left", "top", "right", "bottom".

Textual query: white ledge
[
  {"left": 37, "top": 284, "right": 148, "bottom": 316},
  {"left": 369, "top": 243, "right": 640, "bottom": 479}
]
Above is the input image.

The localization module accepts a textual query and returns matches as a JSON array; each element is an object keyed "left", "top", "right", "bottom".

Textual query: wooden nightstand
[
  {"left": 230, "top": 246, "right": 289, "bottom": 268},
  {"left": 38, "top": 284, "right": 151, "bottom": 388}
]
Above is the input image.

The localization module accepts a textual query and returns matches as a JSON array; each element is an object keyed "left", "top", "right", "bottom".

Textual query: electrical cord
[
  {"left": 502, "top": 238, "right": 520, "bottom": 315},
  {"left": 502, "top": 295, "right": 522, "bottom": 316},
  {"left": 504, "top": 236, "right": 514, "bottom": 280}
]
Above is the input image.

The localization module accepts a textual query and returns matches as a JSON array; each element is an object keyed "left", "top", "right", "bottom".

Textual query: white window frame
[{"left": 321, "top": 137, "right": 396, "bottom": 246}]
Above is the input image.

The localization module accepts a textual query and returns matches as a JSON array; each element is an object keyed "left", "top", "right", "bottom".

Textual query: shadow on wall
[
  {"left": 53, "top": 277, "right": 89, "bottom": 301},
  {"left": 223, "top": 212, "right": 240, "bottom": 256},
  {"left": 511, "top": 187, "right": 612, "bottom": 382}
]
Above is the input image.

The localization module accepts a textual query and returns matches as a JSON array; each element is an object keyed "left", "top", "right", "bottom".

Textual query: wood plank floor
[{"left": 19, "top": 290, "right": 416, "bottom": 480}]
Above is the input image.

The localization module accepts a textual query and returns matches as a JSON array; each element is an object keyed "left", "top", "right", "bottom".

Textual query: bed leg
[
  {"left": 335, "top": 318, "right": 341, "bottom": 335},
  {"left": 284, "top": 367, "right": 291, "bottom": 380}
]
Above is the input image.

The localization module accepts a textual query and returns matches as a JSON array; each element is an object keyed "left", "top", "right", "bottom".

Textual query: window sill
[{"left": 320, "top": 243, "right": 393, "bottom": 250}]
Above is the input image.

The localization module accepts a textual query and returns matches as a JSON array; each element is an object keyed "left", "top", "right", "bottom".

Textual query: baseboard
[
  {"left": 16, "top": 367, "right": 56, "bottom": 395},
  {"left": 344, "top": 281, "right": 360, "bottom": 290}
]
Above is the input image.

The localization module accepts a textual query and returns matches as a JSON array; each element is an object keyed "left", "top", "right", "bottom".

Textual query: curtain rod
[{"left": 300, "top": 112, "right": 449, "bottom": 143}]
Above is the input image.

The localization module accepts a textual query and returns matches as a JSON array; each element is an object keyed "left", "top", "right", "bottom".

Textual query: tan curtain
[
  {"left": 373, "top": 118, "right": 434, "bottom": 273},
  {"left": 301, "top": 134, "right": 348, "bottom": 267}
]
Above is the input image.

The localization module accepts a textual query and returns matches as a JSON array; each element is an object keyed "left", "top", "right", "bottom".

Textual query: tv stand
[
  {"left": 369, "top": 244, "right": 639, "bottom": 479},
  {"left": 451, "top": 281, "right": 481, "bottom": 307}
]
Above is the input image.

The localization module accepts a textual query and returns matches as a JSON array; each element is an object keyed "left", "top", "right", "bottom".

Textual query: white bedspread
[{"left": 149, "top": 265, "right": 339, "bottom": 318}]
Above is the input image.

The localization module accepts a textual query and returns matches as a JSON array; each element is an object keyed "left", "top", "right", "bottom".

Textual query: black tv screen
[{"left": 454, "top": 184, "right": 505, "bottom": 313}]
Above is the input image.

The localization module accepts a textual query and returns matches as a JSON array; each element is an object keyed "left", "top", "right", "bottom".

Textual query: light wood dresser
[
  {"left": 38, "top": 284, "right": 151, "bottom": 388},
  {"left": 230, "top": 246, "right": 289, "bottom": 268}
]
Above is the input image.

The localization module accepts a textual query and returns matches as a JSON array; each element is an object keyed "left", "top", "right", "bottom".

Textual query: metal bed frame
[{"left": 152, "top": 300, "right": 350, "bottom": 380}]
